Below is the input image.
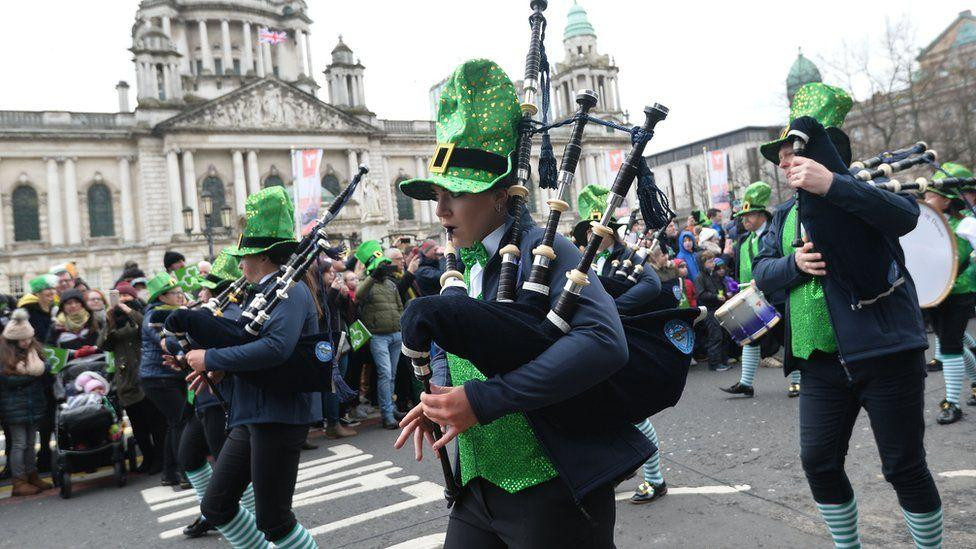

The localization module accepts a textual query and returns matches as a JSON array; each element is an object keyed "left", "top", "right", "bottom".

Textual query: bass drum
[{"left": 900, "top": 201, "right": 957, "bottom": 308}]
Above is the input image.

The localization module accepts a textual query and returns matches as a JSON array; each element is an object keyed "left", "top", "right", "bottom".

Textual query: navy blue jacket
[
  {"left": 753, "top": 174, "right": 927, "bottom": 372},
  {"left": 205, "top": 278, "right": 318, "bottom": 427},
  {"left": 599, "top": 243, "right": 662, "bottom": 315},
  {"left": 414, "top": 255, "right": 445, "bottom": 297},
  {"left": 192, "top": 303, "right": 241, "bottom": 413},
  {"left": 432, "top": 213, "right": 650, "bottom": 503},
  {"left": 139, "top": 303, "right": 181, "bottom": 380}
]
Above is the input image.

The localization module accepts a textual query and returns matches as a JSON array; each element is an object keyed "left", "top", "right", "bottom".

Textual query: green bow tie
[
  {"left": 459, "top": 241, "right": 490, "bottom": 273},
  {"left": 596, "top": 249, "right": 612, "bottom": 262}
]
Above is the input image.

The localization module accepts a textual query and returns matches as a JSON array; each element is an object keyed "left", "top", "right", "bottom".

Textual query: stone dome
[
  {"left": 787, "top": 49, "right": 822, "bottom": 102},
  {"left": 564, "top": 1, "right": 596, "bottom": 40}
]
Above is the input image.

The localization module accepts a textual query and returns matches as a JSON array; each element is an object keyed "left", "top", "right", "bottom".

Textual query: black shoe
[
  {"left": 709, "top": 363, "right": 731, "bottom": 372},
  {"left": 926, "top": 358, "right": 943, "bottom": 372},
  {"left": 160, "top": 475, "right": 180, "bottom": 487},
  {"left": 720, "top": 382, "right": 754, "bottom": 397},
  {"left": 936, "top": 400, "right": 962, "bottom": 425},
  {"left": 382, "top": 420, "right": 399, "bottom": 430},
  {"left": 179, "top": 474, "right": 192, "bottom": 490},
  {"left": 339, "top": 415, "right": 361, "bottom": 427},
  {"left": 301, "top": 440, "right": 319, "bottom": 450},
  {"left": 183, "top": 515, "right": 215, "bottom": 538},
  {"left": 788, "top": 383, "right": 801, "bottom": 398},
  {"left": 968, "top": 384, "right": 976, "bottom": 407},
  {"left": 630, "top": 481, "right": 667, "bottom": 504},
  {"left": 393, "top": 409, "right": 407, "bottom": 422}
]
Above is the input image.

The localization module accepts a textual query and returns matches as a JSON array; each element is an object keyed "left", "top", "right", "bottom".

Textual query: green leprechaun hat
[
  {"left": 226, "top": 186, "right": 298, "bottom": 258},
  {"left": 760, "top": 82, "right": 854, "bottom": 164},
  {"left": 354, "top": 240, "right": 391, "bottom": 275},
  {"left": 399, "top": 59, "right": 521, "bottom": 201},
  {"left": 147, "top": 272, "right": 180, "bottom": 303},
  {"left": 929, "top": 162, "right": 974, "bottom": 199},
  {"left": 29, "top": 274, "right": 58, "bottom": 295},
  {"left": 200, "top": 249, "right": 243, "bottom": 291},
  {"left": 572, "top": 184, "right": 622, "bottom": 247},
  {"left": 734, "top": 181, "right": 773, "bottom": 218}
]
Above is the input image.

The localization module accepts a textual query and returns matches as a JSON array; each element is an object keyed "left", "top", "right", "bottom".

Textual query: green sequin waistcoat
[
  {"left": 445, "top": 262, "right": 557, "bottom": 494},
  {"left": 947, "top": 215, "right": 976, "bottom": 295},
  {"left": 782, "top": 205, "right": 838, "bottom": 359},
  {"left": 738, "top": 232, "right": 759, "bottom": 284}
]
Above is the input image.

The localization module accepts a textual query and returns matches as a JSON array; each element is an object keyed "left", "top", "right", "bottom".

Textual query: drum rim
[
  {"left": 716, "top": 284, "right": 755, "bottom": 315},
  {"left": 912, "top": 201, "right": 958, "bottom": 308}
]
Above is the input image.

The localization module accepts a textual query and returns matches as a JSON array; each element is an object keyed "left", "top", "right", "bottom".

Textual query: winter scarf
[{"left": 57, "top": 309, "right": 91, "bottom": 333}]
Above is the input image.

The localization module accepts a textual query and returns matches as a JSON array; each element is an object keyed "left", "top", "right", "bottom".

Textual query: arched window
[
  {"left": 394, "top": 174, "right": 414, "bottom": 220},
  {"left": 321, "top": 169, "right": 340, "bottom": 199},
  {"left": 12, "top": 185, "right": 40, "bottom": 241},
  {"left": 87, "top": 183, "right": 115, "bottom": 237},
  {"left": 263, "top": 174, "right": 284, "bottom": 188},
  {"left": 202, "top": 176, "right": 227, "bottom": 228}
]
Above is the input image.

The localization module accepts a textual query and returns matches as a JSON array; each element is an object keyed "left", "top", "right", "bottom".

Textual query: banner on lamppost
[
  {"left": 705, "top": 149, "right": 731, "bottom": 211},
  {"left": 292, "top": 149, "right": 323, "bottom": 236}
]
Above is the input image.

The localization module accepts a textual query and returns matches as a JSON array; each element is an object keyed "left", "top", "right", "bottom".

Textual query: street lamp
[
  {"left": 220, "top": 205, "right": 232, "bottom": 229},
  {"left": 201, "top": 190, "right": 214, "bottom": 218},
  {"left": 182, "top": 193, "right": 233, "bottom": 262},
  {"left": 182, "top": 207, "right": 194, "bottom": 237}
]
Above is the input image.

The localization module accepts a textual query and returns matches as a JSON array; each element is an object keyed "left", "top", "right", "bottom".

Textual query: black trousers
[
  {"left": 142, "top": 377, "right": 191, "bottom": 480},
  {"left": 444, "top": 477, "right": 615, "bottom": 549},
  {"left": 703, "top": 313, "right": 726, "bottom": 367},
  {"left": 798, "top": 349, "right": 941, "bottom": 513},
  {"left": 929, "top": 292, "right": 975, "bottom": 355},
  {"left": 201, "top": 423, "right": 308, "bottom": 541},
  {"left": 125, "top": 398, "right": 167, "bottom": 469},
  {"left": 178, "top": 406, "right": 228, "bottom": 472}
]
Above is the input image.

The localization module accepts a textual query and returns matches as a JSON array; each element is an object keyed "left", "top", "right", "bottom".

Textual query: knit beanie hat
[
  {"left": 3, "top": 309, "right": 35, "bottom": 340},
  {"left": 114, "top": 282, "right": 139, "bottom": 299},
  {"left": 163, "top": 251, "right": 186, "bottom": 270},
  {"left": 59, "top": 289, "right": 87, "bottom": 309}
]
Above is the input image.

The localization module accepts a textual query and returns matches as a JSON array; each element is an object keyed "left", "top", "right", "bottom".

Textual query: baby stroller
[{"left": 51, "top": 353, "right": 137, "bottom": 498}]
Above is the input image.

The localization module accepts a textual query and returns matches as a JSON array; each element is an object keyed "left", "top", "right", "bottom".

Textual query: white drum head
[{"left": 900, "top": 202, "right": 957, "bottom": 308}]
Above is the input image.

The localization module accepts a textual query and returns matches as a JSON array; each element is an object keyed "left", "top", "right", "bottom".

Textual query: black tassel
[
  {"left": 635, "top": 155, "right": 673, "bottom": 231},
  {"left": 538, "top": 133, "right": 558, "bottom": 189}
]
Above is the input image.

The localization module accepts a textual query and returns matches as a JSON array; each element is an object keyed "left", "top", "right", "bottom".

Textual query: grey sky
[{"left": 1, "top": 0, "right": 971, "bottom": 152}]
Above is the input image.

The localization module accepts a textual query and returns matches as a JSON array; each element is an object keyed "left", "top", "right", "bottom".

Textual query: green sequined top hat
[
  {"left": 29, "top": 274, "right": 58, "bottom": 294},
  {"left": 147, "top": 272, "right": 180, "bottom": 303},
  {"left": 200, "top": 249, "right": 243, "bottom": 290},
  {"left": 399, "top": 59, "right": 521, "bottom": 201},
  {"left": 226, "top": 186, "right": 298, "bottom": 258},
  {"left": 760, "top": 82, "right": 854, "bottom": 164},
  {"left": 929, "top": 162, "right": 975, "bottom": 199},
  {"left": 572, "top": 184, "right": 622, "bottom": 247},
  {"left": 354, "top": 240, "right": 391, "bottom": 275},
  {"left": 734, "top": 181, "right": 773, "bottom": 218}
]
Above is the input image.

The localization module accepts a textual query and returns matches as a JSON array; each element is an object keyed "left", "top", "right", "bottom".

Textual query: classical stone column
[
  {"left": 181, "top": 150, "right": 201, "bottom": 232},
  {"left": 585, "top": 154, "right": 599, "bottom": 186},
  {"left": 118, "top": 156, "right": 136, "bottom": 242},
  {"left": 304, "top": 33, "right": 314, "bottom": 78},
  {"left": 242, "top": 22, "right": 254, "bottom": 75},
  {"left": 275, "top": 35, "right": 289, "bottom": 79},
  {"left": 177, "top": 21, "right": 191, "bottom": 73},
  {"left": 254, "top": 30, "right": 266, "bottom": 77},
  {"left": 357, "top": 75, "right": 366, "bottom": 107},
  {"left": 232, "top": 150, "right": 247, "bottom": 213},
  {"left": 246, "top": 150, "right": 260, "bottom": 194},
  {"left": 198, "top": 19, "right": 214, "bottom": 73},
  {"left": 148, "top": 63, "right": 160, "bottom": 99},
  {"left": 220, "top": 19, "right": 233, "bottom": 74},
  {"left": 162, "top": 65, "right": 173, "bottom": 100},
  {"left": 63, "top": 157, "right": 81, "bottom": 244},
  {"left": 296, "top": 30, "right": 309, "bottom": 77},
  {"left": 165, "top": 150, "right": 185, "bottom": 234},
  {"left": 346, "top": 149, "right": 362, "bottom": 205},
  {"left": 613, "top": 78, "right": 622, "bottom": 113},
  {"left": 414, "top": 156, "right": 430, "bottom": 223},
  {"left": 262, "top": 42, "right": 273, "bottom": 76},
  {"left": 45, "top": 157, "right": 64, "bottom": 245},
  {"left": 161, "top": 16, "right": 171, "bottom": 37}
]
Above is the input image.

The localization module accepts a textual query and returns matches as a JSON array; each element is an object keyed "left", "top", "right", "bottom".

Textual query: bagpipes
[
  {"left": 161, "top": 166, "right": 369, "bottom": 395},
  {"left": 870, "top": 175, "right": 976, "bottom": 193}
]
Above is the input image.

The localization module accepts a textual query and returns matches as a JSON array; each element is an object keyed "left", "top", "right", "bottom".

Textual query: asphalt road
[{"left": 1, "top": 345, "right": 974, "bottom": 548}]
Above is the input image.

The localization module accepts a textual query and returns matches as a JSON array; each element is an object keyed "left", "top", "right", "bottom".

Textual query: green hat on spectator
[
  {"left": 147, "top": 272, "right": 180, "bottom": 303},
  {"left": 354, "top": 240, "right": 391, "bottom": 275},
  {"left": 29, "top": 274, "right": 58, "bottom": 294},
  {"left": 572, "top": 184, "right": 622, "bottom": 247},
  {"left": 734, "top": 181, "right": 773, "bottom": 218}
]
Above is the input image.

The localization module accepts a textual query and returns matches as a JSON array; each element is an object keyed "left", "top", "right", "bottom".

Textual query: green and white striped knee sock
[
  {"left": 902, "top": 507, "right": 942, "bottom": 548},
  {"left": 185, "top": 463, "right": 212, "bottom": 503},
  {"left": 964, "top": 332, "right": 975, "bottom": 350},
  {"left": 790, "top": 370, "right": 801, "bottom": 385},
  {"left": 272, "top": 523, "right": 317, "bottom": 549},
  {"left": 935, "top": 337, "right": 941, "bottom": 358},
  {"left": 241, "top": 483, "right": 256, "bottom": 514},
  {"left": 963, "top": 348, "right": 976, "bottom": 382},
  {"left": 815, "top": 498, "right": 861, "bottom": 548},
  {"left": 739, "top": 344, "right": 760, "bottom": 387},
  {"left": 635, "top": 419, "right": 664, "bottom": 485},
  {"left": 215, "top": 506, "right": 269, "bottom": 548},
  {"left": 942, "top": 354, "right": 965, "bottom": 405}
]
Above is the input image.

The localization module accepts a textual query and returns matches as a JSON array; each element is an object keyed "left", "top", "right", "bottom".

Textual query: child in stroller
[{"left": 52, "top": 353, "right": 135, "bottom": 498}]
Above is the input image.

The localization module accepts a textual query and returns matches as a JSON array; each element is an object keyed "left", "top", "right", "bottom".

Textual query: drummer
[
  {"left": 721, "top": 181, "right": 800, "bottom": 398},
  {"left": 752, "top": 82, "right": 942, "bottom": 548},
  {"left": 924, "top": 162, "right": 976, "bottom": 423}
]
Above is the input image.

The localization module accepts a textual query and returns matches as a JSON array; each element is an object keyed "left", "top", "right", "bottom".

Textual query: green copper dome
[
  {"left": 787, "top": 49, "right": 822, "bottom": 102},
  {"left": 564, "top": 1, "right": 596, "bottom": 40}
]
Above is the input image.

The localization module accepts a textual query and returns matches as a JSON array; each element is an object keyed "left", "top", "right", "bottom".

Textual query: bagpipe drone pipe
[
  {"left": 160, "top": 167, "right": 368, "bottom": 396},
  {"left": 401, "top": 102, "right": 708, "bottom": 425}
]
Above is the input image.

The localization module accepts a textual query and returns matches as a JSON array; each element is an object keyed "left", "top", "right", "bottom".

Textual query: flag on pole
[
  {"left": 43, "top": 346, "right": 70, "bottom": 374},
  {"left": 258, "top": 28, "right": 288, "bottom": 44},
  {"left": 173, "top": 266, "right": 202, "bottom": 294},
  {"left": 347, "top": 320, "right": 372, "bottom": 351}
]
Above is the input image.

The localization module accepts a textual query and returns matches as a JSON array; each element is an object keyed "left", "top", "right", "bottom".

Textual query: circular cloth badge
[{"left": 315, "top": 341, "right": 334, "bottom": 363}]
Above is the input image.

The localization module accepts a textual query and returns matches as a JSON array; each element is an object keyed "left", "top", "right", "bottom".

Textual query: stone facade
[{"left": 0, "top": 0, "right": 631, "bottom": 295}]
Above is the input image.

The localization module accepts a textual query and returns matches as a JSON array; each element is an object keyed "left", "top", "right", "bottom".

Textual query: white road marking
[
  {"left": 385, "top": 533, "right": 447, "bottom": 549},
  {"left": 294, "top": 468, "right": 420, "bottom": 508},
  {"left": 938, "top": 470, "right": 976, "bottom": 478},
  {"left": 615, "top": 484, "right": 751, "bottom": 501},
  {"left": 307, "top": 482, "right": 444, "bottom": 536}
]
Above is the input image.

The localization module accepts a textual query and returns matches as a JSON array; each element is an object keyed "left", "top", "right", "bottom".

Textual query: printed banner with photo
[
  {"left": 706, "top": 150, "right": 731, "bottom": 211},
  {"left": 292, "top": 149, "right": 324, "bottom": 236}
]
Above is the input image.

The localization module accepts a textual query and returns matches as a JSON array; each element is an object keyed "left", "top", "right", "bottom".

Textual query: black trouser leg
[
  {"left": 445, "top": 478, "right": 615, "bottom": 549},
  {"left": 705, "top": 314, "right": 725, "bottom": 367},
  {"left": 125, "top": 399, "right": 158, "bottom": 467},
  {"left": 143, "top": 378, "right": 191, "bottom": 480},
  {"left": 35, "top": 408, "right": 54, "bottom": 471},
  {"left": 200, "top": 407, "right": 228, "bottom": 457},
  {"left": 178, "top": 415, "right": 210, "bottom": 473},
  {"left": 201, "top": 426, "right": 252, "bottom": 527}
]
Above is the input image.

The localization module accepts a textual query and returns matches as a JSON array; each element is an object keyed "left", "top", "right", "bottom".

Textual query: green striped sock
[
  {"left": 790, "top": 370, "right": 801, "bottom": 385},
  {"left": 942, "top": 354, "right": 964, "bottom": 405},
  {"left": 185, "top": 463, "right": 212, "bottom": 503},
  {"left": 815, "top": 498, "right": 861, "bottom": 548},
  {"left": 215, "top": 506, "right": 268, "bottom": 548},
  {"left": 635, "top": 419, "right": 664, "bottom": 485},
  {"left": 963, "top": 348, "right": 976, "bottom": 381},
  {"left": 272, "top": 523, "right": 317, "bottom": 549},
  {"left": 739, "top": 344, "right": 760, "bottom": 387},
  {"left": 964, "top": 331, "right": 975, "bottom": 350},
  {"left": 241, "top": 483, "right": 256, "bottom": 514},
  {"left": 902, "top": 507, "right": 942, "bottom": 548}
]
